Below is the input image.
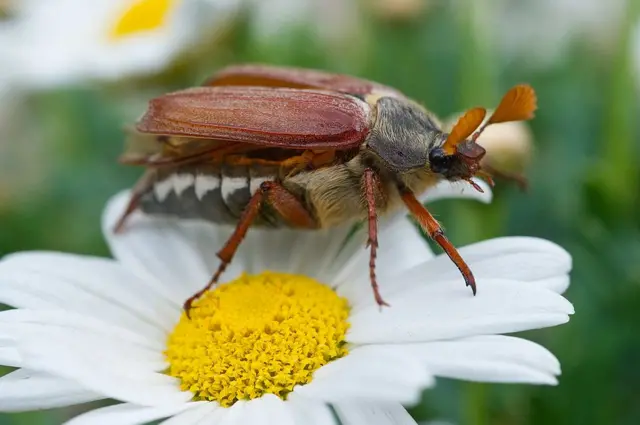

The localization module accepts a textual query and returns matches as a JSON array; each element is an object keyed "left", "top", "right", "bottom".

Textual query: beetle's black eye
[{"left": 429, "top": 149, "right": 452, "bottom": 174}]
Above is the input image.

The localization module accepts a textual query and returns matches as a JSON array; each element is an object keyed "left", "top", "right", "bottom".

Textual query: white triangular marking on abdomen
[
  {"left": 172, "top": 174, "right": 195, "bottom": 197},
  {"left": 153, "top": 178, "right": 173, "bottom": 201},
  {"left": 221, "top": 176, "right": 247, "bottom": 202},
  {"left": 195, "top": 174, "right": 220, "bottom": 200}
]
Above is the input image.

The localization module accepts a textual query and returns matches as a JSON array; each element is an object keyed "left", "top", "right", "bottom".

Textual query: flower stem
[
  {"left": 594, "top": 0, "right": 640, "bottom": 219},
  {"left": 464, "top": 383, "right": 488, "bottom": 425}
]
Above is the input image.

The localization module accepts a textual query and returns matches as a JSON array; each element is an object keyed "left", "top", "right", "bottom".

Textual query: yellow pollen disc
[
  {"left": 165, "top": 272, "right": 350, "bottom": 407},
  {"left": 109, "top": 0, "right": 178, "bottom": 40}
]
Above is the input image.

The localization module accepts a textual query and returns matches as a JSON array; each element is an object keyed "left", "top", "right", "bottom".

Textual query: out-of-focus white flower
[
  {"left": 0, "top": 0, "right": 241, "bottom": 89},
  {"left": 484, "top": 0, "right": 626, "bottom": 67},
  {"left": 0, "top": 86, "right": 46, "bottom": 211},
  {"left": 475, "top": 121, "right": 533, "bottom": 175},
  {"left": 249, "top": 0, "right": 361, "bottom": 47}
]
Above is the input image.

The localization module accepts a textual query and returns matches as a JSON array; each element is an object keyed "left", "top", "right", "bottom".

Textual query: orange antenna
[
  {"left": 441, "top": 107, "right": 486, "bottom": 155},
  {"left": 472, "top": 84, "right": 537, "bottom": 141}
]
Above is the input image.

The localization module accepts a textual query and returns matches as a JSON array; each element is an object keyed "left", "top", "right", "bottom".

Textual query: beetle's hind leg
[
  {"left": 183, "top": 181, "right": 318, "bottom": 315},
  {"left": 113, "top": 170, "right": 157, "bottom": 233}
]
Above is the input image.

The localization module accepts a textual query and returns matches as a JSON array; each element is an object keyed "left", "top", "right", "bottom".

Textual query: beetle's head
[
  {"left": 367, "top": 85, "right": 536, "bottom": 192},
  {"left": 426, "top": 85, "right": 537, "bottom": 190},
  {"left": 427, "top": 133, "right": 486, "bottom": 183}
]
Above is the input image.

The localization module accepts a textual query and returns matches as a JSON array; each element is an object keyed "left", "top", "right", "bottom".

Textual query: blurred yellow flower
[
  {"left": 109, "top": 0, "right": 179, "bottom": 40},
  {"left": 0, "top": 0, "right": 241, "bottom": 89}
]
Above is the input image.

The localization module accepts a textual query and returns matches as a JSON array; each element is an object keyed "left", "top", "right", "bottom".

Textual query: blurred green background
[{"left": 1, "top": 0, "right": 640, "bottom": 424}]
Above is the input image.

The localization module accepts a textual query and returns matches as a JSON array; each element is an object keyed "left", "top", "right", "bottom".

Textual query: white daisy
[
  {"left": 0, "top": 0, "right": 240, "bottom": 89},
  {"left": 0, "top": 182, "right": 573, "bottom": 425}
]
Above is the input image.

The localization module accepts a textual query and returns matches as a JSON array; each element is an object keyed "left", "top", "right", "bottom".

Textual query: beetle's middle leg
[
  {"left": 363, "top": 168, "right": 390, "bottom": 307},
  {"left": 183, "top": 181, "right": 317, "bottom": 314},
  {"left": 224, "top": 150, "right": 336, "bottom": 176}
]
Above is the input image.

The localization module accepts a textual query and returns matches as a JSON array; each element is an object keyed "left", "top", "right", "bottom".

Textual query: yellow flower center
[
  {"left": 109, "top": 0, "right": 178, "bottom": 40},
  {"left": 165, "top": 272, "right": 350, "bottom": 407}
]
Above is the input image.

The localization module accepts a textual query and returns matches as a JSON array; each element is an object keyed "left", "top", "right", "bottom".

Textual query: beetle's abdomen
[{"left": 139, "top": 164, "right": 286, "bottom": 226}]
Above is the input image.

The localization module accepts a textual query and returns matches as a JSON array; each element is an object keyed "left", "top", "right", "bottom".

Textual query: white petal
[
  {"left": 294, "top": 345, "right": 433, "bottom": 406},
  {"left": 218, "top": 400, "right": 247, "bottom": 425},
  {"left": 459, "top": 250, "right": 571, "bottom": 282},
  {"left": 17, "top": 337, "right": 191, "bottom": 407},
  {"left": 240, "top": 226, "right": 353, "bottom": 280},
  {"left": 0, "top": 309, "right": 163, "bottom": 351},
  {"left": 419, "top": 178, "right": 492, "bottom": 205},
  {"left": 0, "top": 312, "right": 167, "bottom": 373},
  {"left": 458, "top": 236, "right": 569, "bottom": 257},
  {"left": 333, "top": 402, "right": 417, "bottom": 425},
  {"left": 0, "top": 287, "right": 56, "bottom": 310},
  {"left": 102, "top": 191, "right": 213, "bottom": 304},
  {"left": 348, "top": 279, "right": 574, "bottom": 344},
  {"left": 159, "top": 402, "right": 222, "bottom": 425},
  {"left": 132, "top": 208, "right": 355, "bottom": 286},
  {"left": 0, "top": 337, "right": 21, "bottom": 367},
  {"left": 63, "top": 402, "right": 201, "bottom": 425},
  {"left": 535, "top": 275, "right": 571, "bottom": 293},
  {"left": 376, "top": 218, "right": 434, "bottom": 269},
  {"left": 330, "top": 220, "right": 433, "bottom": 296},
  {"left": 240, "top": 394, "right": 295, "bottom": 425},
  {"left": 404, "top": 335, "right": 561, "bottom": 385},
  {"left": 351, "top": 237, "right": 572, "bottom": 307},
  {"left": 0, "top": 348, "right": 21, "bottom": 368},
  {"left": 0, "top": 251, "right": 178, "bottom": 334},
  {"left": 0, "top": 369, "right": 103, "bottom": 412},
  {"left": 178, "top": 220, "right": 355, "bottom": 285},
  {"left": 175, "top": 220, "right": 242, "bottom": 280},
  {"left": 287, "top": 393, "right": 336, "bottom": 425},
  {"left": 448, "top": 237, "right": 572, "bottom": 283}
]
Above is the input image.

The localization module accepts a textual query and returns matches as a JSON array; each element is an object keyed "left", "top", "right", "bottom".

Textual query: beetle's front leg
[{"left": 400, "top": 187, "right": 476, "bottom": 295}]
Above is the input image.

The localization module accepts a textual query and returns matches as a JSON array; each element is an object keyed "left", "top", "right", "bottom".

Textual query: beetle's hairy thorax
[
  {"left": 283, "top": 154, "right": 393, "bottom": 228},
  {"left": 283, "top": 151, "right": 440, "bottom": 228},
  {"left": 364, "top": 96, "right": 443, "bottom": 172}
]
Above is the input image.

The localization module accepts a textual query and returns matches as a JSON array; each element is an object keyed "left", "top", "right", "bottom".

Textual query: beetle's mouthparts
[{"left": 455, "top": 140, "right": 494, "bottom": 192}]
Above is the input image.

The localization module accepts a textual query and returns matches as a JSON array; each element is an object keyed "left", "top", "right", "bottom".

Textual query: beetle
[{"left": 114, "top": 64, "right": 537, "bottom": 313}]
